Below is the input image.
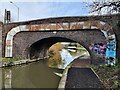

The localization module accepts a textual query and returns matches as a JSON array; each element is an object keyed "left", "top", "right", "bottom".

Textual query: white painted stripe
[
  {"left": 91, "top": 26, "right": 98, "bottom": 29},
  {"left": 78, "top": 22, "right": 84, "bottom": 24},
  {"left": 100, "top": 21, "right": 106, "bottom": 25},
  {"left": 83, "top": 26, "right": 89, "bottom": 29}
]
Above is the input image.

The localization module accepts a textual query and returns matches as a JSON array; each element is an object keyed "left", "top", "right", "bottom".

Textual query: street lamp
[{"left": 10, "top": 1, "right": 19, "bottom": 21}]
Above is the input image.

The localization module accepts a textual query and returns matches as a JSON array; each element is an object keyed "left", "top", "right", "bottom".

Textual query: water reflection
[
  {"left": 2, "top": 60, "right": 63, "bottom": 88},
  {"left": 2, "top": 45, "right": 89, "bottom": 88}
]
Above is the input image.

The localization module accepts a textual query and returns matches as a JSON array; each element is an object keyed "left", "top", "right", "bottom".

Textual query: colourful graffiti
[
  {"left": 89, "top": 41, "right": 116, "bottom": 65},
  {"left": 106, "top": 41, "right": 116, "bottom": 65},
  {"left": 89, "top": 43, "right": 106, "bottom": 55}
]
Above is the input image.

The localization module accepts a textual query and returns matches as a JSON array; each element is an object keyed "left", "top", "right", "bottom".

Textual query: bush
[
  {"left": 113, "top": 81, "right": 120, "bottom": 88},
  {"left": 2, "top": 57, "right": 23, "bottom": 65}
]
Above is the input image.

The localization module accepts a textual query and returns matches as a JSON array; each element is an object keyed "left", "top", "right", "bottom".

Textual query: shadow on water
[{"left": 2, "top": 60, "right": 63, "bottom": 88}]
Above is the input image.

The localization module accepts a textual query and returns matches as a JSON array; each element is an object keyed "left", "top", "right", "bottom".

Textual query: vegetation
[
  {"left": 48, "top": 43, "right": 63, "bottom": 68},
  {"left": 117, "top": 20, "right": 120, "bottom": 27},
  {"left": 2, "top": 57, "right": 22, "bottom": 60},
  {"left": 89, "top": 64, "right": 120, "bottom": 89},
  {"left": 2, "top": 57, "right": 23, "bottom": 66},
  {"left": 48, "top": 42, "right": 89, "bottom": 68},
  {"left": 88, "top": 1, "right": 120, "bottom": 88}
]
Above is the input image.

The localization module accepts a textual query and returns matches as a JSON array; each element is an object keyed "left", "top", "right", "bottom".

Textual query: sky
[{"left": 0, "top": 0, "right": 93, "bottom": 22}]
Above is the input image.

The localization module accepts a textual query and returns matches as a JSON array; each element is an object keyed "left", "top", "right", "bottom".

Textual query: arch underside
[{"left": 29, "top": 37, "right": 75, "bottom": 59}]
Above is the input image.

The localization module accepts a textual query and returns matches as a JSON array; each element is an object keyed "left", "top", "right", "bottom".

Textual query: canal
[
  {"left": 2, "top": 47, "right": 89, "bottom": 89},
  {"left": 2, "top": 60, "right": 63, "bottom": 88}
]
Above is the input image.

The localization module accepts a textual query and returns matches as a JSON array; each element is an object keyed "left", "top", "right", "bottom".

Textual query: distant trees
[
  {"left": 48, "top": 43, "right": 63, "bottom": 68},
  {"left": 89, "top": 0, "right": 120, "bottom": 14}
]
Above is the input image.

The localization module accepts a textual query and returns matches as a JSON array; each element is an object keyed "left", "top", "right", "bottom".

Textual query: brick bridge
[{"left": 1, "top": 14, "right": 120, "bottom": 64}]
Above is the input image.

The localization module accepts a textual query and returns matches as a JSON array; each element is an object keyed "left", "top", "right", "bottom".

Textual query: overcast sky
[{"left": 0, "top": 0, "right": 92, "bottom": 22}]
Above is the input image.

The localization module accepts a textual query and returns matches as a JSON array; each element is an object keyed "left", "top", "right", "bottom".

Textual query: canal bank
[
  {"left": 1, "top": 57, "right": 48, "bottom": 68},
  {"left": 58, "top": 56, "right": 91, "bottom": 89},
  {"left": 65, "top": 67, "right": 104, "bottom": 88},
  {"left": 58, "top": 66, "right": 70, "bottom": 89},
  {"left": 58, "top": 57, "right": 104, "bottom": 89},
  {"left": 58, "top": 56, "right": 120, "bottom": 89},
  {"left": 58, "top": 66, "right": 104, "bottom": 89}
]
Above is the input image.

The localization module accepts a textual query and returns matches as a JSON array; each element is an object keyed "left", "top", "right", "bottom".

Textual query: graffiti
[
  {"left": 89, "top": 41, "right": 116, "bottom": 65},
  {"left": 89, "top": 43, "right": 106, "bottom": 55},
  {"left": 106, "top": 41, "right": 116, "bottom": 65}
]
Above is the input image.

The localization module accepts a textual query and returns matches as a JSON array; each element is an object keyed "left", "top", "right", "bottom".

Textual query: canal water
[
  {"left": 2, "top": 49, "right": 89, "bottom": 89},
  {"left": 2, "top": 60, "right": 63, "bottom": 88}
]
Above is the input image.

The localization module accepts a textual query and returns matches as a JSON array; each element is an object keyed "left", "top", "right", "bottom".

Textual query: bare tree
[{"left": 89, "top": 0, "right": 120, "bottom": 15}]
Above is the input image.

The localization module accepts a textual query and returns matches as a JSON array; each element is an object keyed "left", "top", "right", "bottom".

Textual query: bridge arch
[
  {"left": 5, "top": 19, "right": 116, "bottom": 64},
  {"left": 12, "top": 29, "right": 106, "bottom": 65},
  {"left": 27, "top": 37, "right": 91, "bottom": 60}
]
